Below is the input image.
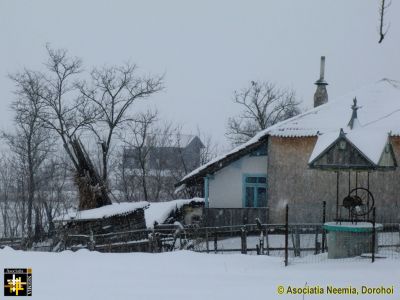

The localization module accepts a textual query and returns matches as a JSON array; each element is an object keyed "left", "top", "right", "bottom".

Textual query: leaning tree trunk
[{"left": 70, "top": 138, "right": 111, "bottom": 211}]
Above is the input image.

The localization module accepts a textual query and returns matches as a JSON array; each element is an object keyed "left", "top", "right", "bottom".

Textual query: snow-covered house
[
  {"left": 123, "top": 134, "right": 205, "bottom": 174},
  {"left": 176, "top": 73, "right": 400, "bottom": 224}
]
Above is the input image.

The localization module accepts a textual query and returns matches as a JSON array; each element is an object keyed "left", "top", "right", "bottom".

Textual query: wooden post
[
  {"left": 205, "top": 228, "right": 209, "bottom": 254},
  {"left": 372, "top": 207, "right": 376, "bottom": 263},
  {"left": 241, "top": 226, "right": 247, "bottom": 254},
  {"left": 322, "top": 201, "right": 326, "bottom": 253},
  {"left": 214, "top": 229, "right": 218, "bottom": 254},
  {"left": 295, "top": 227, "right": 301, "bottom": 257},
  {"left": 291, "top": 231, "right": 296, "bottom": 256},
  {"left": 260, "top": 230, "right": 264, "bottom": 255},
  {"left": 148, "top": 233, "right": 153, "bottom": 253},
  {"left": 290, "top": 228, "right": 300, "bottom": 257},
  {"left": 88, "top": 227, "right": 95, "bottom": 251},
  {"left": 314, "top": 225, "right": 320, "bottom": 255},
  {"left": 398, "top": 224, "right": 400, "bottom": 252},
  {"left": 336, "top": 171, "right": 339, "bottom": 220},
  {"left": 156, "top": 233, "right": 162, "bottom": 252},
  {"left": 285, "top": 204, "right": 289, "bottom": 266},
  {"left": 367, "top": 172, "right": 371, "bottom": 219},
  {"left": 256, "top": 218, "right": 264, "bottom": 255}
]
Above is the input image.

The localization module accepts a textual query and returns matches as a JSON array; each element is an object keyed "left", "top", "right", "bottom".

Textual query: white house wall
[{"left": 208, "top": 154, "right": 267, "bottom": 208}]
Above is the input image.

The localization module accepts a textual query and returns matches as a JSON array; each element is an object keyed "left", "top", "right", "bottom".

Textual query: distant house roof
[
  {"left": 171, "top": 134, "right": 204, "bottom": 148},
  {"left": 123, "top": 134, "right": 205, "bottom": 173},
  {"left": 145, "top": 134, "right": 204, "bottom": 149},
  {"left": 177, "top": 79, "right": 400, "bottom": 187},
  {"left": 54, "top": 202, "right": 149, "bottom": 222}
]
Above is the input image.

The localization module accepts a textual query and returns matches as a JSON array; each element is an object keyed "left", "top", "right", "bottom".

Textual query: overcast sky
[{"left": 1, "top": 0, "right": 399, "bottom": 149}]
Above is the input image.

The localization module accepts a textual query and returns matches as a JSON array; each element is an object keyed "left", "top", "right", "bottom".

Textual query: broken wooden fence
[{"left": 59, "top": 222, "right": 327, "bottom": 256}]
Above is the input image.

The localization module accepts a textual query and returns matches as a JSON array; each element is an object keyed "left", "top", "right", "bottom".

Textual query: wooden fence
[{"left": 57, "top": 221, "right": 327, "bottom": 257}]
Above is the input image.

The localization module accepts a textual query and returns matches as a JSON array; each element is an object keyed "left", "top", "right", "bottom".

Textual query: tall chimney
[{"left": 314, "top": 56, "right": 328, "bottom": 107}]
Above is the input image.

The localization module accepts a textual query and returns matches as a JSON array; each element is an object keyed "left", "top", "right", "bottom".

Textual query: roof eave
[{"left": 175, "top": 138, "right": 268, "bottom": 187}]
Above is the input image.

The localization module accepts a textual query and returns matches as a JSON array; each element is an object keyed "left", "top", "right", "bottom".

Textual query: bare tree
[
  {"left": 36, "top": 154, "right": 72, "bottom": 237},
  {"left": 116, "top": 117, "right": 220, "bottom": 201},
  {"left": 11, "top": 156, "right": 28, "bottom": 237},
  {"left": 226, "top": 81, "right": 301, "bottom": 146},
  {"left": 145, "top": 121, "right": 175, "bottom": 201},
  {"left": 38, "top": 47, "right": 98, "bottom": 166},
  {"left": 378, "top": 0, "right": 391, "bottom": 43},
  {"left": 197, "top": 128, "right": 220, "bottom": 166},
  {"left": 77, "top": 64, "right": 163, "bottom": 186},
  {"left": 170, "top": 127, "right": 220, "bottom": 199},
  {"left": 0, "top": 156, "right": 15, "bottom": 237},
  {"left": 33, "top": 46, "right": 112, "bottom": 210},
  {"left": 117, "top": 119, "right": 175, "bottom": 202},
  {"left": 119, "top": 111, "right": 158, "bottom": 202},
  {"left": 4, "top": 70, "right": 55, "bottom": 240}
]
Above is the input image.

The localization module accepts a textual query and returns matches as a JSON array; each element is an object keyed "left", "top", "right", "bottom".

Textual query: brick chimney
[{"left": 314, "top": 56, "right": 328, "bottom": 107}]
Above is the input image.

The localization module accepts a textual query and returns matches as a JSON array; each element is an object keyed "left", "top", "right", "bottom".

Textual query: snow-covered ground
[{"left": 2, "top": 247, "right": 399, "bottom": 300}]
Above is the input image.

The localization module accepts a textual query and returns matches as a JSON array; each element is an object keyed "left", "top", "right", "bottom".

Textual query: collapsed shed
[{"left": 54, "top": 202, "right": 149, "bottom": 251}]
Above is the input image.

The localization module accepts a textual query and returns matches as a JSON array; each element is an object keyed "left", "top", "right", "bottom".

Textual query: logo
[{"left": 4, "top": 268, "right": 32, "bottom": 296}]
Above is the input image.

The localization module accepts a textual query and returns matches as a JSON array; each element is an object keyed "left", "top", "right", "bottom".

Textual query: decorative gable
[{"left": 309, "top": 130, "right": 396, "bottom": 170}]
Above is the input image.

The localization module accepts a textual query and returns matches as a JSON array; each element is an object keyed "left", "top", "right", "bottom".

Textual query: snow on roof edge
[
  {"left": 178, "top": 106, "right": 325, "bottom": 184},
  {"left": 145, "top": 198, "right": 204, "bottom": 228},
  {"left": 54, "top": 201, "right": 149, "bottom": 222}
]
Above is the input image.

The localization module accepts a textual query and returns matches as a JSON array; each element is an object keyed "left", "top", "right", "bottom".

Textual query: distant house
[
  {"left": 123, "top": 134, "right": 205, "bottom": 175},
  {"left": 176, "top": 60, "right": 400, "bottom": 225}
]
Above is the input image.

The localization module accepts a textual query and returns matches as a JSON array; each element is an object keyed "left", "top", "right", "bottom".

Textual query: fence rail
[{"left": 1, "top": 203, "right": 400, "bottom": 266}]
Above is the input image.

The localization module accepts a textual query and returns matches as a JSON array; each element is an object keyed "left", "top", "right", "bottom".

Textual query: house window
[{"left": 243, "top": 175, "right": 267, "bottom": 207}]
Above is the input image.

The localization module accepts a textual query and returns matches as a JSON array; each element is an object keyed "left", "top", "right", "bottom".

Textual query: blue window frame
[{"left": 242, "top": 174, "right": 267, "bottom": 207}]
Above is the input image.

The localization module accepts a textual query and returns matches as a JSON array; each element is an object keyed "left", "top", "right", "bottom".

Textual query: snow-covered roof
[
  {"left": 269, "top": 79, "right": 400, "bottom": 138},
  {"left": 145, "top": 198, "right": 204, "bottom": 228},
  {"left": 308, "top": 128, "right": 390, "bottom": 166},
  {"left": 54, "top": 201, "right": 149, "bottom": 221},
  {"left": 178, "top": 79, "right": 400, "bottom": 184},
  {"left": 54, "top": 198, "right": 204, "bottom": 225}
]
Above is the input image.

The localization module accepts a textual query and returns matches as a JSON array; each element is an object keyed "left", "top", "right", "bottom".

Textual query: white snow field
[{"left": 1, "top": 247, "right": 399, "bottom": 300}]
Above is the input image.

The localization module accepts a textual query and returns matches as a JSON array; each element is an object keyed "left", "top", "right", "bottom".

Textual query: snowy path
[{"left": 1, "top": 247, "right": 398, "bottom": 299}]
